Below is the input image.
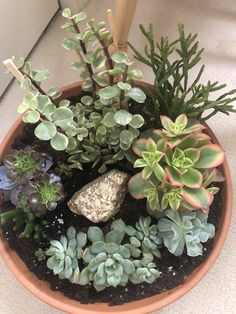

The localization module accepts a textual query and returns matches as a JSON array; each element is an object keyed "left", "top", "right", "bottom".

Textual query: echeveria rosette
[
  {"left": 125, "top": 216, "right": 162, "bottom": 258},
  {"left": 157, "top": 209, "right": 215, "bottom": 257},
  {"left": 46, "top": 226, "right": 87, "bottom": 283},
  {"left": 128, "top": 114, "right": 225, "bottom": 212},
  {"left": 130, "top": 259, "right": 160, "bottom": 284},
  {"left": 79, "top": 224, "right": 136, "bottom": 291},
  {"left": 29, "top": 173, "right": 64, "bottom": 216}
]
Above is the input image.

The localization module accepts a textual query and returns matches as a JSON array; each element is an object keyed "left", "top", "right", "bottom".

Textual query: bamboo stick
[
  {"left": 3, "top": 59, "right": 25, "bottom": 83},
  {"left": 115, "top": 0, "right": 138, "bottom": 50}
]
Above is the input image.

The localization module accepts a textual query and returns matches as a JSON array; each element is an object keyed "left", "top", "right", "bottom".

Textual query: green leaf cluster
[
  {"left": 46, "top": 218, "right": 161, "bottom": 291},
  {"left": 157, "top": 209, "right": 215, "bottom": 256},
  {"left": 128, "top": 114, "right": 225, "bottom": 212},
  {"left": 129, "top": 23, "right": 236, "bottom": 124}
]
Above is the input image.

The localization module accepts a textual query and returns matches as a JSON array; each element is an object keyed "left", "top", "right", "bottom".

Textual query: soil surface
[{"left": 0, "top": 124, "right": 222, "bottom": 306}]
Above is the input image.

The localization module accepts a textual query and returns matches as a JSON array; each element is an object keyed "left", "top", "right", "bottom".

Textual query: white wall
[{"left": 0, "top": 0, "right": 59, "bottom": 96}]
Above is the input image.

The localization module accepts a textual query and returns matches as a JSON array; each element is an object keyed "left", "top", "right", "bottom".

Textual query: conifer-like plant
[{"left": 128, "top": 114, "right": 225, "bottom": 212}]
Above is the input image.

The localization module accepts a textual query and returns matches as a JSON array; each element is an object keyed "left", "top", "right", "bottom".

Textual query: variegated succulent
[
  {"left": 128, "top": 114, "right": 225, "bottom": 212},
  {"left": 157, "top": 209, "right": 215, "bottom": 256},
  {"left": 5, "top": 8, "right": 146, "bottom": 174},
  {"left": 46, "top": 226, "right": 87, "bottom": 283}
]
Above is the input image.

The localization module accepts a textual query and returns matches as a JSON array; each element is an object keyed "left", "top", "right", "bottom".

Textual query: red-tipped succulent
[{"left": 128, "top": 114, "right": 225, "bottom": 212}]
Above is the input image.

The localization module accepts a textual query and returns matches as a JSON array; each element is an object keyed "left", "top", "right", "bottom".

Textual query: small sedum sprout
[
  {"left": 157, "top": 209, "right": 215, "bottom": 257},
  {"left": 35, "top": 248, "right": 46, "bottom": 261}
]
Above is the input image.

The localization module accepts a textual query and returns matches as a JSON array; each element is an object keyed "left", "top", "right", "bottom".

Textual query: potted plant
[{"left": 0, "top": 7, "right": 234, "bottom": 314}]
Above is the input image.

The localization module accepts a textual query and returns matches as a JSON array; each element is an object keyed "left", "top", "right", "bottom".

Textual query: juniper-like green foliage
[{"left": 129, "top": 24, "right": 236, "bottom": 124}]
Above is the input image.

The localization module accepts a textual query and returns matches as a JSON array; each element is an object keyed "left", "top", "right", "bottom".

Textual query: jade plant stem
[
  {"left": 71, "top": 19, "right": 97, "bottom": 98},
  {"left": 120, "top": 65, "right": 129, "bottom": 110},
  {"left": 91, "top": 25, "right": 114, "bottom": 85}
]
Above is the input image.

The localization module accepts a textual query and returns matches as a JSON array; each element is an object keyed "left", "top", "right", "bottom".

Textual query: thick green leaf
[
  {"left": 128, "top": 173, "right": 151, "bottom": 199},
  {"left": 117, "top": 82, "right": 131, "bottom": 91},
  {"left": 120, "top": 130, "right": 134, "bottom": 145},
  {"left": 129, "top": 114, "right": 144, "bottom": 128},
  {"left": 153, "top": 162, "right": 166, "bottom": 181},
  {"left": 21, "top": 78, "right": 31, "bottom": 90},
  {"left": 74, "top": 12, "right": 87, "bottom": 23},
  {"left": 114, "top": 110, "right": 132, "bottom": 126},
  {"left": 102, "top": 112, "right": 116, "bottom": 127},
  {"left": 111, "top": 51, "right": 129, "bottom": 64},
  {"left": 183, "top": 187, "right": 213, "bottom": 211},
  {"left": 62, "top": 8, "right": 72, "bottom": 18},
  {"left": 125, "top": 87, "right": 146, "bottom": 103},
  {"left": 23, "top": 110, "right": 40, "bottom": 123},
  {"left": 127, "top": 69, "right": 142, "bottom": 79},
  {"left": 62, "top": 37, "right": 80, "bottom": 50},
  {"left": 181, "top": 168, "right": 202, "bottom": 188},
  {"left": 166, "top": 166, "right": 183, "bottom": 186},
  {"left": 50, "top": 132, "right": 69, "bottom": 150},
  {"left": 34, "top": 70, "right": 49, "bottom": 82},
  {"left": 52, "top": 107, "right": 73, "bottom": 128},
  {"left": 194, "top": 144, "right": 224, "bottom": 168},
  {"left": 34, "top": 121, "right": 57, "bottom": 140},
  {"left": 132, "top": 138, "right": 148, "bottom": 156},
  {"left": 47, "top": 87, "right": 62, "bottom": 99},
  {"left": 184, "top": 148, "right": 200, "bottom": 163},
  {"left": 98, "top": 86, "right": 119, "bottom": 99}
]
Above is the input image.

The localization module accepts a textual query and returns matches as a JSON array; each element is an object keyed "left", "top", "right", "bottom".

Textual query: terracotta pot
[{"left": 0, "top": 81, "right": 233, "bottom": 314}]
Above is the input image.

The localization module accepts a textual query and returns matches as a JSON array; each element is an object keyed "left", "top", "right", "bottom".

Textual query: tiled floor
[{"left": 0, "top": 1, "right": 236, "bottom": 313}]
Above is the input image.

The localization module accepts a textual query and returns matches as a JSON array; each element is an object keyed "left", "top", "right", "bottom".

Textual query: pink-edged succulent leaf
[
  {"left": 153, "top": 162, "right": 166, "bottom": 181},
  {"left": 156, "top": 138, "right": 167, "bottom": 152},
  {"left": 194, "top": 132, "right": 211, "bottom": 148},
  {"left": 202, "top": 168, "right": 225, "bottom": 187},
  {"left": 194, "top": 144, "right": 225, "bottom": 169},
  {"left": 182, "top": 187, "right": 213, "bottom": 211},
  {"left": 134, "top": 158, "right": 147, "bottom": 168},
  {"left": 181, "top": 199, "right": 197, "bottom": 211},
  {"left": 141, "top": 129, "right": 162, "bottom": 141},
  {"left": 207, "top": 187, "right": 220, "bottom": 195},
  {"left": 142, "top": 166, "right": 153, "bottom": 180},
  {"left": 184, "top": 148, "right": 200, "bottom": 163},
  {"left": 132, "top": 138, "right": 148, "bottom": 157},
  {"left": 160, "top": 115, "right": 173, "bottom": 131},
  {"left": 146, "top": 138, "right": 157, "bottom": 152},
  {"left": 128, "top": 173, "right": 151, "bottom": 199},
  {"left": 165, "top": 166, "right": 183, "bottom": 186},
  {"left": 181, "top": 168, "right": 203, "bottom": 188},
  {"left": 176, "top": 134, "right": 198, "bottom": 150},
  {"left": 175, "top": 114, "right": 188, "bottom": 128},
  {"left": 164, "top": 147, "right": 172, "bottom": 165}
]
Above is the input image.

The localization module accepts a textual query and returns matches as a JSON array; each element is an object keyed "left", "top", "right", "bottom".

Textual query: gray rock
[{"left": 68, "top": 169, "right": 129, "bottom": 223}]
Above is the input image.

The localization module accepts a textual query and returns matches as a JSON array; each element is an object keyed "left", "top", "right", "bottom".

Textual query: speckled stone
[{"left": 67, "top": 169, "right": 129, "bottom": 223}]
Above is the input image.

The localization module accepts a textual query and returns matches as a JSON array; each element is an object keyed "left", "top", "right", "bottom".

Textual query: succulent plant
[
  {"left": 45, "top": 218, "right": 161, "bottom": 290},
  {"left": 46, "top": 226, "right": 87, "bottom": 282},
  {"left": 5, "top": 7, "right": 146, "bottom": 174},
  {"left": 2, "top": 147, "right": 52, "bottom": 184},
  {"left": 128, "top": 114, "right": 225, "bottom": 212},
  {"left": 35, "top": 248, "right": 46, "bottom": 261},
  {"left": 55, "top": 161, "right": 73, "bottom": 177},
  {"left": 126, "top": 216, "right": 162, "bottom": 258},
  {"left": 157, "top": 209, "right": 215, "bottom": 256},
  {"left": 130, "top": 259, "right": 160, "bottom": 284},
  {"left": 0, "top": 208, "right": 47, "bottom": 239},
  {"left": 28, "top": 173, "right": 64, "bottom": 217}
]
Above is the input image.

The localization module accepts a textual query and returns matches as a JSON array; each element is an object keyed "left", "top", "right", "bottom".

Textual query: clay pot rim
[{"left": 0, "top": 81, "right": 233, "bottom": 314}]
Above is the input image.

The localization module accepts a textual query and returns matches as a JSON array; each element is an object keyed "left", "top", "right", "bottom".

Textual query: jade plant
[
  {"left": 5, "top": 8, "right": 146, "bottom": 173},
  {"left": 45, "top": 219, "right": 161, "bottom": 291},
  {"left": 157, "top": 209, "right": 215, "bottom": 256},
  {"left": 129, "top": 23, "right": 236, "bottom": 125},
  {"left": 128, "top": 114, "right": 225, "bottom": 212}
]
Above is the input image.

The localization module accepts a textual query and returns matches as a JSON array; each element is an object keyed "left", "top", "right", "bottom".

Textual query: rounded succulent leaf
[
  {"left": 87, "top": 226, "right": 104, "bottom": 242},
  {"left": 50, "top": 132, "right": 69, "bottom": 151},
  {"left": 114, "top": 110, "right": 133, "bottom": 126},
  {"left": 34, "top": 121, "right": 57, "bottom": 140}
]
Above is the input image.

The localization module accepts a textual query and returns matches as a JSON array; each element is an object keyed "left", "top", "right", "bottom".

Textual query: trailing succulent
[
  {"left": 157, "top": 209, "right": 215, "bottom": 257},
  {"left": 128, "top": 114, "right": 225, "bottom": 212},
  {"left": 46, "top": 218, "right": 161, "bottom": 291},
  {"left": 6, "top": 8, "right": 146, "bottom": 173},
  {"left": 0, "top": 147, "right": 64, "bottom": 238}
]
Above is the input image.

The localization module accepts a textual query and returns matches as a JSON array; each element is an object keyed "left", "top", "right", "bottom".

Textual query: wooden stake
[
  {"left": 107, "top": 9, "right": 118, "bottom": 50},
  {"left": 115, "top": 0, "right": 138, "bottom": 50},
  {"left": 3, "top": 59, "right": 25, "bottom": 83}
]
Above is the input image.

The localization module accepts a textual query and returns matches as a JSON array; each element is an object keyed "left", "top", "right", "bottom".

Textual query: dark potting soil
[{"left": 0, "top": 124, "right": 223, "bottom": 306}]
